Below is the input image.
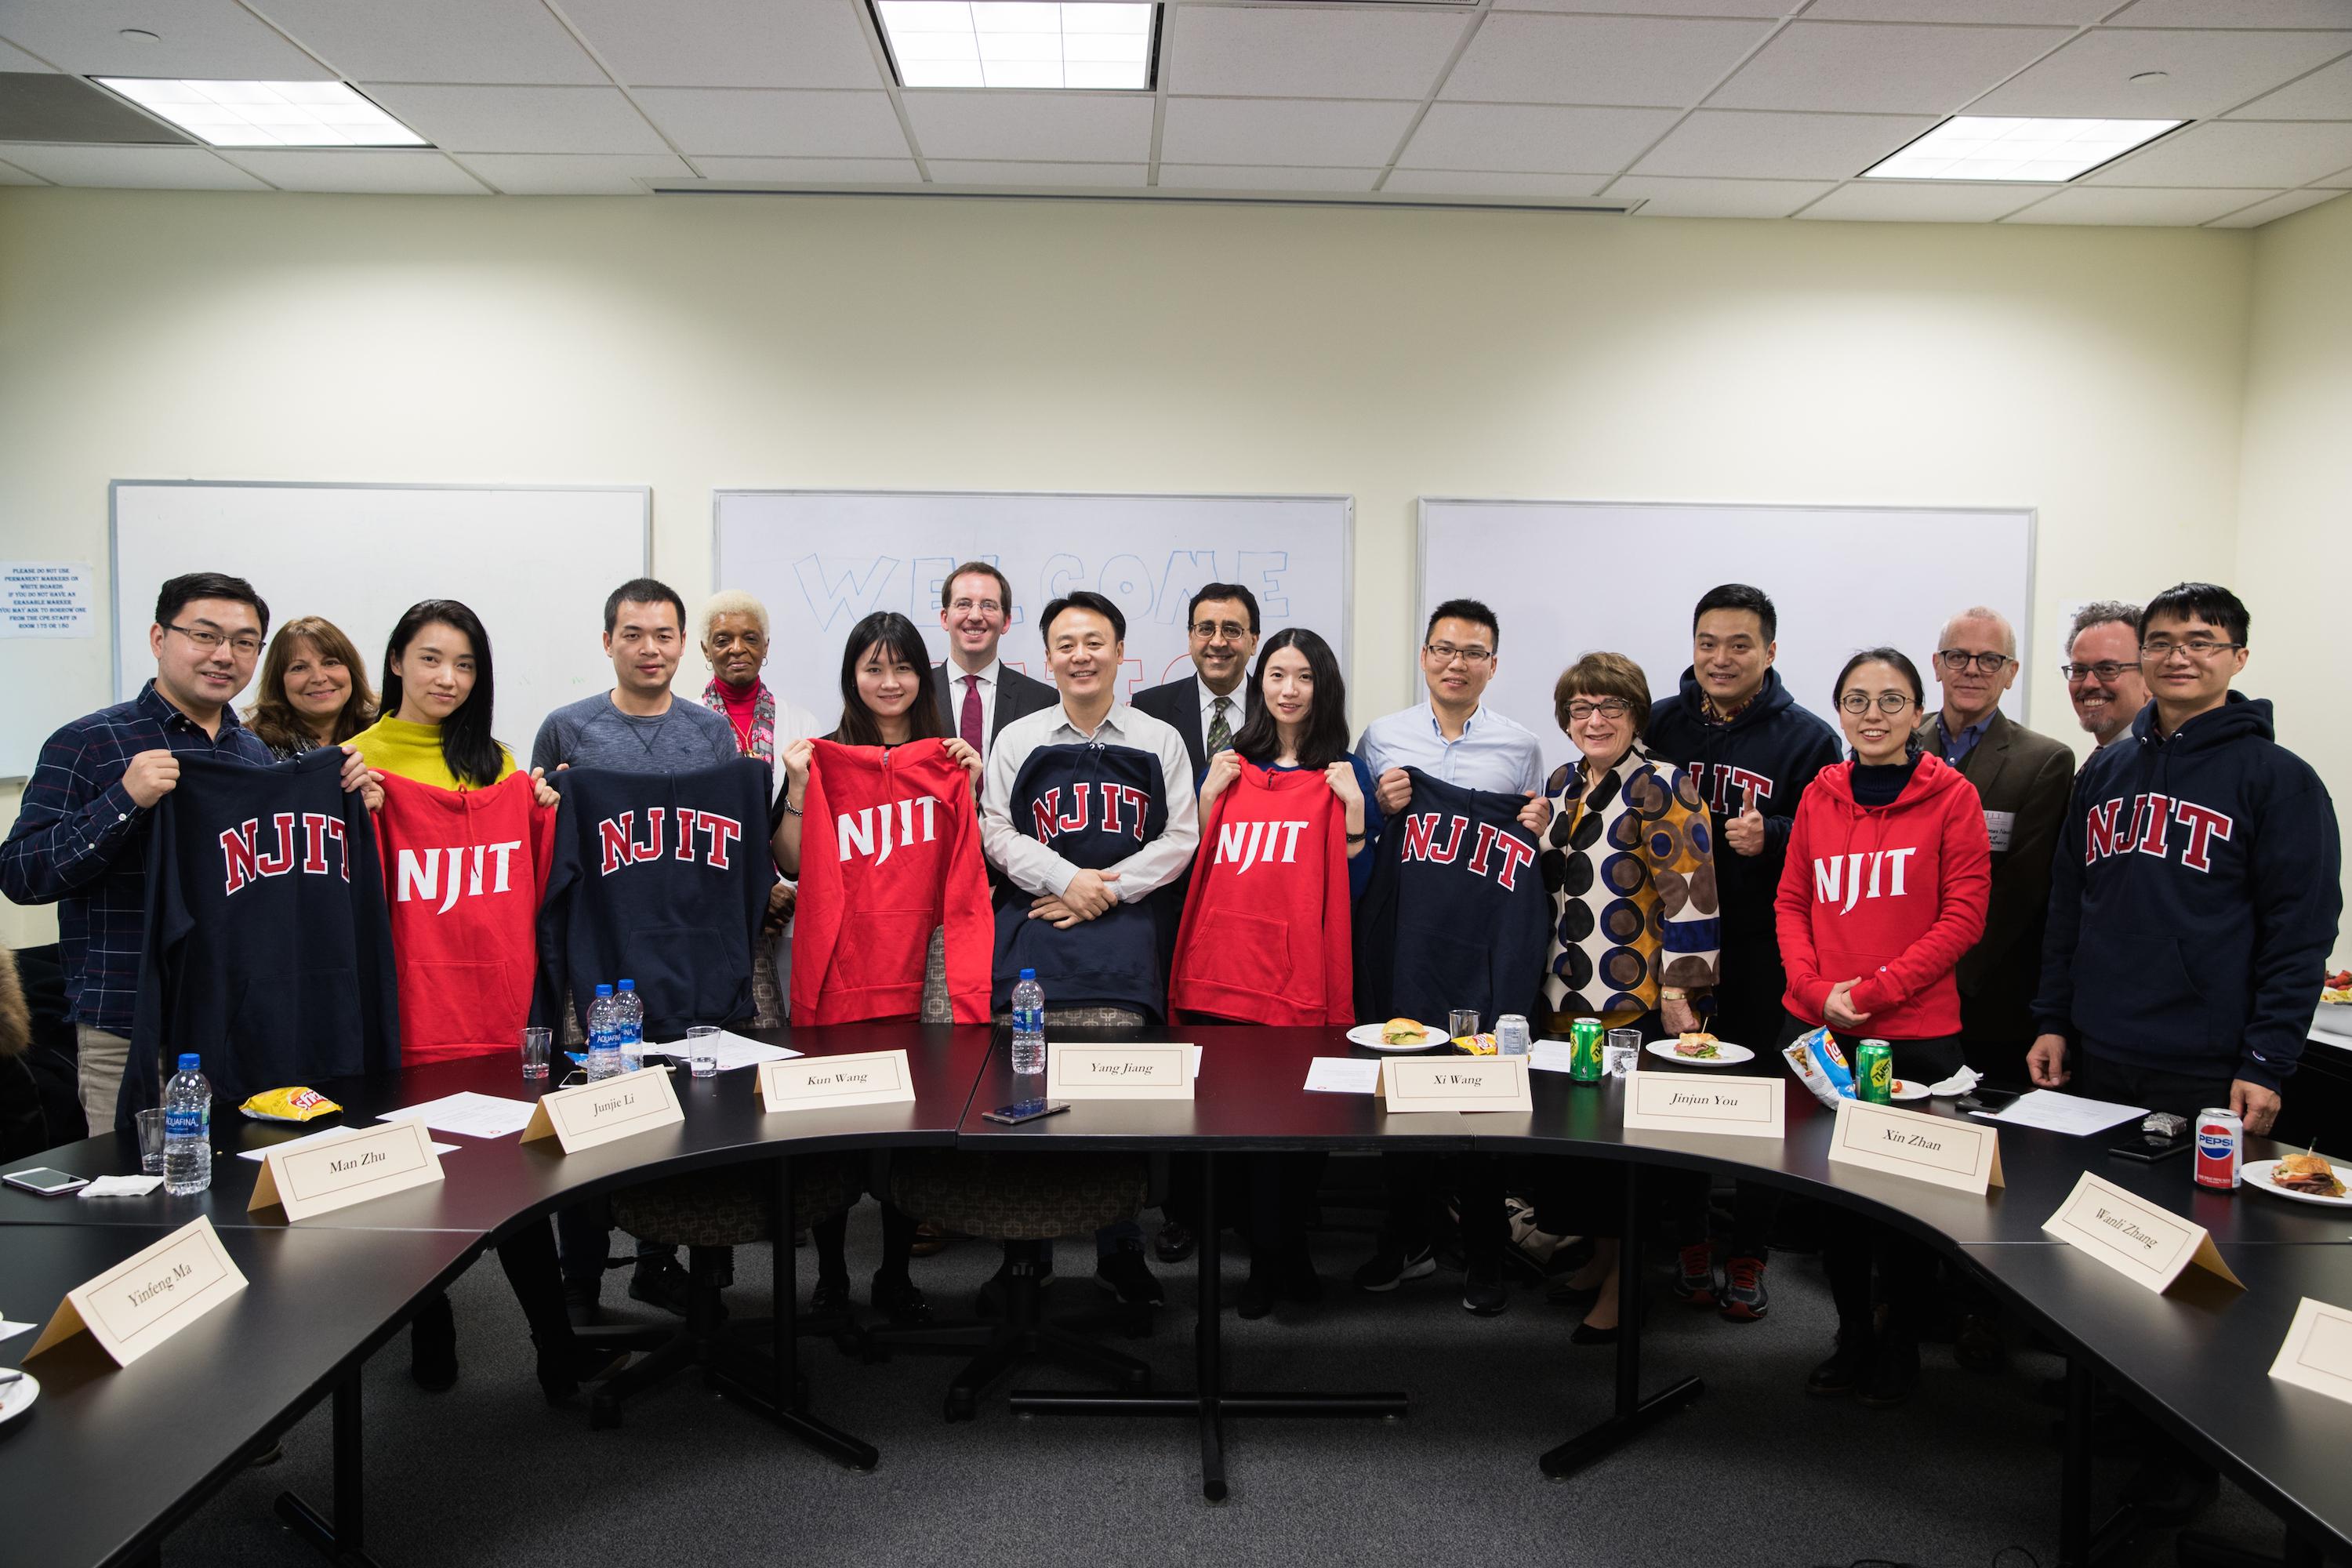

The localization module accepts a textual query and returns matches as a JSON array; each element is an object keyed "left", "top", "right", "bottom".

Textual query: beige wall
[{"left": 0, "top": 186, "right": 2276, "bottom": 946}]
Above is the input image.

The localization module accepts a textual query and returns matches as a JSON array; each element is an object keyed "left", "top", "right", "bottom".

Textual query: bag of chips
[
  {"left": 1780, "top": 1027, "right": 1857, "bottom": 1109},
  {"left": 239, "top": 1087, "right": 343, "bottom": 1123}
]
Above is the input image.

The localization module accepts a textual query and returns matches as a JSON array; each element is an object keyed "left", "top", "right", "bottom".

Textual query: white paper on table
[
  {"left": 1303, "top": 1058, "right": 1381, "bottom": 1094},
  {"left": 238, "top": 1118, "right": 459, "bottom": 1162},
  {"left": 78, "top": 1174, "right": 162, "bottom": 1198},
  {"left": 1, "top": 1319, "right": 35, "bottom": 1345},
  {"left": 388, "top": 1091, "right": 541, "bottom": 1139},
  {"left": 644, "top": 1031, "right": 801, "bottom": 1073},
  {"left": 1970, "top": 1088, "right": 2145, "bottom": 1136},
  {"left": 1530, "top": 1040, "right": 1578, "bottom": 1076}
]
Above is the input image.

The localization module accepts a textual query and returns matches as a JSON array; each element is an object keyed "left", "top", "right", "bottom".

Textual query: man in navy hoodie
[
  {"left": 2029, "top": 582, "right": 2339, "bottom": 1136},
  {"left": 1644, "top": 584, "right": 1841, "bottom": 1323}
]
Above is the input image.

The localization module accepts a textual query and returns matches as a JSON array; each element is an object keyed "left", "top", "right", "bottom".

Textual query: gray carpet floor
[{"left": 162, "top": 1192, "right": 2300, "bottom": 1568}]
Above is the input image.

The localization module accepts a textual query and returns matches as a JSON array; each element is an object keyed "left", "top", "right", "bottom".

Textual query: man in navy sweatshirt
[{"left": 2030, "top": 582, "right": 2339, "bottom": 1136}]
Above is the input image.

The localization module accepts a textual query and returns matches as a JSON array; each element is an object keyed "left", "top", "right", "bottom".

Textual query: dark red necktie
[{"left": 960, "top": 673, "right": 984, "bottom": 754}]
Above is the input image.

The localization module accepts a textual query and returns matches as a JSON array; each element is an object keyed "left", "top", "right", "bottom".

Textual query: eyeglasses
[
  {"left": 948, "top": 597, "right": 1004, "bottom": 617},
  {"left": 1838, "top": 692, "right": 1916, "bottom": 716},
  {"left": 1425, "top": 643, "right": 1494, "bottom": 666},
  {"left": 2140, "top": 638, "right": 2242, "bottom": 662},
  {"left": 2060, "top": 660, "right": 2131, "bottom": 683},
  {"left": 1566, "top": 699, "right": 1632, "bottom": 723},
  {"left": 166, "top": 622, "right": 263, "bottom": 657},
  {"left": 1936, "top": 650, "right": 2012, "bottom": 675},
  {"left": 1191, "top": 621, "right": 1250, "bottom": 643}
]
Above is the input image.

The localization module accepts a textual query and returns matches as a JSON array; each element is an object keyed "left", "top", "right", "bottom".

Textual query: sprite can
[
  {"left": 1856, "top": 1040, "right": 1893, "bottom": 1105},
  {"left": 1570, "top": 1017, "right": 1606, "bottom": 1083}
]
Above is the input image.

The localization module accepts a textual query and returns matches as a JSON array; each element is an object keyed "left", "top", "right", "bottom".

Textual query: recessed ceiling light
[
  {"left": 119, "top": 29, "right": 161, "bottom": 43},
  {"left": 873, "top": 2, "right": 1157, "bottom": 91},
  {"left": 2130, "top": 71, "right": 2170, "bottom": 83},
  {"left": 93, "top": 78, "right": 428, "bottom": 147},
  {"left": 1860, "top": 116, "right": 2183, "bottom": 183}
]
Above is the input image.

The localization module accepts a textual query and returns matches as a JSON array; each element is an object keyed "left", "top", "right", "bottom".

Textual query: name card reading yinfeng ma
[
  {"left": 1047, "top": 1044, "right": 1194, "bottom": 1101},
  {"left": 758, "top": 1050, "right": 916, "bottom": 1113},
  {"left": 1378, "top": 1054, "right": 1531, "bottom": 1114},
  {"left": 519, "top": 1064, "right": 683, "bottom": 1154},
  {"left": 1620, "top": 1073, "right": 1785, "bottom": 1141},
  {"left": 26, "top": 1215, "right": 248, "bottom": 1368},
  {"left": 2270, "top": 1298, "right": 2352, "bottom": 1406},
  {"left": 2042, "top": 1170, "right": 2243, "bottom": 1294},
  {"left": 1828, "top": 1098, "right": 2005, "bottom": 1196},
  {"left": 249, "top": 1116, "right": 445, "bottom": 1221}
]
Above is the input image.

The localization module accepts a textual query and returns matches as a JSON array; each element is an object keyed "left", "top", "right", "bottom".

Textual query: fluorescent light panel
[
  {"left": 1863, "top": 116, "right": 2182, "bottom": 183},
  {"left": 876, "top": 2, "right": 1156, "bottom": 90},
  {"left": 96, "top": 78, "right": 426, "bottom": 147}
]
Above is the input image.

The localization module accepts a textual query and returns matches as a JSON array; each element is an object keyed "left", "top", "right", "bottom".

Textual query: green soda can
[
  {"left": 1570, "top": 1017, "right": 1606, "bottom": 1083},
  {"left": 1856, "top": 1040, "right": 1893, "bottom": 1105}
]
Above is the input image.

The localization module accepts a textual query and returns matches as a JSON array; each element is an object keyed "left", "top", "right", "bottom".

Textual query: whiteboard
[
  {"left": 714, "top": 489, "right": 1353, "bottom": 730},
  {"left": 1418, "top": 499, "right": 2035, "bottom": 777},
  {"left": 109, "top": 481, "right": 649, "bottom": 759}
]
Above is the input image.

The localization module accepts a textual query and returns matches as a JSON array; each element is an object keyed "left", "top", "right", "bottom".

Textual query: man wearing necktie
[{"left": 931, "top": 560, "right": 1058, "bottom": 759}]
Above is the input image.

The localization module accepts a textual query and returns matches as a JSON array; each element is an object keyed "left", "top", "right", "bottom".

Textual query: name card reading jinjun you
[
  {"left": 1047, "top": 1044, "right": 1195, "bottom": 1102},
  {"left": 2042, "top": 1171, "right": 2242, "bottom": 1294},
  {"left": 249, "top": 1117, "right": 445, "bottom": 1221},
  {"left": 25, "top": 1215, "right": 249, "bottom": 1368},
  {"left": 757, "top": 1050, "right": 916, "bottom": 1113},
  {"left": 1620, "top": 1073, "right": 1785, "bottom": 1141},
  {"left": 1378, "top": 1055, "right": 1531, "bottom": 1114},
  {"left": 1828, "top": 1098, "right": 2005, "bottom": 1196},
  {"left": 519, "top": 1064, "right": 684, "bottom": 1154}
]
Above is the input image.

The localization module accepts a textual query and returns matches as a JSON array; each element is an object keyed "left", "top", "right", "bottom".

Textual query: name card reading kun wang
[
  {"left": 249, "top": 1116, "right": 445, "bottom": 1221},
  {"left": 2042, "top": 1171, "right": 2242, "bottom": 1294},
  {"left": 1378, "top": 1055, "right": 1531, "bottom": 1114},
  {"left": 758, "top": 1050, "right": 916, "bottom": 1113},
  {"left": 1828, "top": 1098, "right": 2005, "bottom": 1196},
  {"left": 26, "top": 1215, "right": 249, "bottom": 1368},
  {"left": 520, "top": 1063, "right": 684, "bottom": 1154},
  {"left": 1047, "top": 1044, "right": 1195, "bottom": 1101},
  {"left": 1620, "top": 1073, "right": 1785, "bottom": 1141}
]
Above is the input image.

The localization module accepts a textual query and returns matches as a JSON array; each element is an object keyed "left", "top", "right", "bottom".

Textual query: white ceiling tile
[
  {"left": 1156, "top": 163, "right": 1382, "bottom": 192},
  {"left": 245, "top": 0, "right": 603, "bottom": 85},
  {"left": 361, "top": 85, "right": 667, "bottom": 154},
  {"left": 2090, "top": 119, "right": 2352, "bottom": 186},
  {"left": 2205, "top": 187, "right": 2345, "bottom": 225},
  {"left": 1382, "top": 168, "right": 1613, "bottom": 197},
  {"left": 633, "top": 87, "right": 908, "bottom": 157},
  {"left": 1402, "top": 103, "right": 1679, "bottom": 172},
  {"left": 1493, "top": 0, "right": 1793, "bottom": 16},
  {"left": 2226, "top": 54, "right": 2352, "bottom": 119},
  {"left": 1607, "top": 173, "right": 1835, "bottom": 216},
  {"left": 1632, "top": 108, "right": 1932, "bottom": 178},
  {"left": 2105, "top": 0, "right": 2352, "bottom": 25},
  {"left": 902, "top": 91, "right": 1153, "bottom": 162},
  {"left": 1804, "top": 0, "right": 2108, "bottom": 20},
  {"left": 2005, "top": 183, "right": 2286, "bottom": 223},
  {"left": 0, "top": 0, "right": 331, "bottom": 78},
  {"left": 693, "top": 154, "right": 921, "bottom": 182},
  {"left": 1708, "top": 22, "right": 2071, "bottom": 114},
  {"left": 1167, "top": 6, "right": 1467, "bottom": 100},
  {"left": 220, "top": 148, "right": 487, "bottom": 193},
  {"left": 452, "top": 152, "right": 694, "bottom": 194},
  {"left": 1160, "top": 96, "right": 1417, "bottom": 165},
  {"left": 1798, "top": 178, "right": 2048, "bottom": 220},
  {"left": 1970, "top": 29, "right": 2352, "bottom": 118},
  {"left": 0, "top": 140, "right": 268, "bottom": 188},
  {"left": 1441, "top": 14, "right": 1770, "bottom": 107},
  {"left": 0, "top": 155, "right": 49, "bottom": 183},
  {"left": 929, "top": 160, "right": 1148, "bottom": 186},
  {"left": 558, "top": 0, "right": 886, "bottom": 89},
  {"left": 0, "top": 36, "right": 56, "bottom": 71}
]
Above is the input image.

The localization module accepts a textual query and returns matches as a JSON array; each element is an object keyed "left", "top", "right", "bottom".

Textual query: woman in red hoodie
[{"left": 1776, "top": 647, "right": 1990, "bottom": 1407}]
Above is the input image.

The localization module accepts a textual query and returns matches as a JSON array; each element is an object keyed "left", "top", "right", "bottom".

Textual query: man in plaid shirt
[{"left": 2, "top": 571, "right": 375, "bottom": 1129}]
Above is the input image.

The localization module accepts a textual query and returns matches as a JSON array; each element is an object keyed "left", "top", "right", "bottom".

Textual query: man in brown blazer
[{"left": 1918, "top": 607, "right": 2076, "bottom": 1088}]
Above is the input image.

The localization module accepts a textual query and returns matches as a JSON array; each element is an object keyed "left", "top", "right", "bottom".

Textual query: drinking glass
[
  {"left": 520, "top": 1026, "right": 552, "bottom": 1081},
  {"left": 686, "top": 1024, "right": 720, "bottom": 1080},
  {"left": 1604, "top": 1027, "right": 1642, "bottom": 1078},
  {"left": 135, "top": 1108, "right": 169, "bottom": 1174},
  {"left": 1448, "top": 1008, "right": 1481, "bottom": 1042}
]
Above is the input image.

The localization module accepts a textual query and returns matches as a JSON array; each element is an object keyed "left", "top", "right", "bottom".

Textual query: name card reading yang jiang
[
  {"left": 1621, "top": 1073, "right": 1785, "bottom": 1141},
  {"left": 249, "top": 1117, "right": 445, "bottom": 1221},
  {"left": 758, "top": 1050, "right": 916, "bottom": 1113},
  {"left": 1047, "top": 1044, "right": 1195, "bottom": 1102},
  {"left": 1379, "top": 1055, "right": 1531, "bottom": 1114},
  {"left": 2042, "top": 1170, "right": 2242, "bottom": 1294},
  {"left": 1828, "top": 1098, "right": 2005, "bottom": 1196},
  {"left": 26, "top": 1215, "right": 249, "bottom": 1368},
  {"left": 519, "top": 1064, "right": 683, "bottom": 1154}
]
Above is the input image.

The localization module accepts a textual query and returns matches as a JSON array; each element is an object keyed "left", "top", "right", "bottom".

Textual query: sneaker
[
  {"left": 1352, "top": 1239, "right": 1437, "bottom": 1294},
  {"left": 1671, "top": 1243, "right": 1718, "bottom": 1308},
  {"left": 562, "top": 1276, "right": 602, "bottom": 1328},
  {"left": 1719, "top": 1256, "right": 1769, "bottom": 1322},
  {"left": 1154, "top": 1221, "right": 1198, "bottom": 1265},
  {"left": 1461, "top": 1261, "right": 1508, "bottom": 1317},
  {"left": 1858, "top": 1330, "right": 1921, "bottom": 1407},
  {"left": 627, "top": 1255, "right": 694, "bottom": 1318},
  {"left": 1807, "top": 1329, "right": 1874, "bottom": 1396},
  {"left": 1094, "top": 1243, "right": 1164, "bottom": 1308}
]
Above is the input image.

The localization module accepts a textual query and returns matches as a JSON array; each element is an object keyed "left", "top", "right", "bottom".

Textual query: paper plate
[
  {"left": 2243, "top": 1159, "right": 2352, "bottom": 1207},
  {"left": 1345, "top": 1023, "right": 1449, "bottom": 1052},
  {"left": 1642, "top": 1040, "right": 1756, "bottom": 1067},
  {"left": 1889, "top": 1079, "right": 1931, "bottom": 1102},
  {"left": 0, "top": 1369, "right": 38, "bottom": 1426}
]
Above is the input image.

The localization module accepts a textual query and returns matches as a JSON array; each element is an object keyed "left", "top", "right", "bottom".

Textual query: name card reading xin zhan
[
  {"left": 757, "top": 1050, "right": 916, "bottom": 1113},
  {"left": 26, "top": 1215, "right": 249, "bottom": 1368},
  {"left": 1047, "top": 1044, "right": 1195, "bottom": 1101},
  {"left": 1828, "top": 1098, "right": 2005, "bottom": 1196},
  {"left": 520, "top": 1064, "right": 684, "bottom": 1154},
  {"left": 1379, "top": 1055, "right": 1531, "bottom": 1114},
  {"left": 2042, "top": 1171, "right": 2242, "bottom": 1294},
  {"left": 1620, "top": 1073, "right": 1785, "bottom": 1140},
  {"left": 249, "top": 1117, "right": 445, "bottom": 1221}
]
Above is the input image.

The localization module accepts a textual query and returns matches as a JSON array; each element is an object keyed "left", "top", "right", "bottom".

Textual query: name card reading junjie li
[
  {"left": 1828, "top": 1098, "right": 2005, "bottom": 1196},
  {"left": 26, "top": 1215, "right": 249, "bottom": 1368},
  {"left": 1378, "top": 1054, "right": 1532, "bottom": 1114},
  {"left": 1047, "top": 1044, "right": 1194, "bottom": 1102},
  {"left": 2042, "top": 1170, "right": 2243, "bottom": 1294},
  {"left": 1620, "top": 1073, "right": 1786, "bottom": 1141},
  {"left": 249, "top": 1117, "right": 445, "bottom": 1221},
  {"left": 520, "top": 1064, "right": 683, "bottom": 1155},
  {"left": 758, "top": 1050, "right": 916, "bottom": 1113}
]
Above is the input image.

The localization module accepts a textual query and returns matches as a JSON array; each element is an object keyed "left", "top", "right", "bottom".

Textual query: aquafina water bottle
[
  {"left": 162, "top": 1053, "right": 212, "bottom": 1196},
  {"left": 1011, "top": 968, "right": 1046, "bottom": 1077},
  {"left": 586, "top": 984, "right": 622, "bottom": 1082}
]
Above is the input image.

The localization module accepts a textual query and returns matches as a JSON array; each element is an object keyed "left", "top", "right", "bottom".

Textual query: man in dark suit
[
  {"left": 1130, "top": 581, "right": 1261, "bottom": 779},
  {"left": 934, "top": 560, "right": 1057, "bottom": 760},
  {"left": 1917, "top": 606, "right": 2076, "bottom": 1087}
]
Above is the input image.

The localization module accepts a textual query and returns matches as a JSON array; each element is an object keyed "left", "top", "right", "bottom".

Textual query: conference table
[{"left": 5, "top": 1023, "right": 2350, "bottom": 1568}]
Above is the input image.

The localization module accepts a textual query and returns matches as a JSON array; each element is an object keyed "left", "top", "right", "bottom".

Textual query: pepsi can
[{"left": 2193, "top": 1107, "right": 2243, "bottom": 1191}]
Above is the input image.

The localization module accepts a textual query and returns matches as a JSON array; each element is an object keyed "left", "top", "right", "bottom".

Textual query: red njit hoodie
[
  {"left": 372, "top": 771, "right": 557, "bottom": 1061},
  {"left": 1169, "top": 761, "right": 1353, "bottom": 1026},
  {"left": 1773, "top": 753, "right": 1991, "bottom": 1042}
]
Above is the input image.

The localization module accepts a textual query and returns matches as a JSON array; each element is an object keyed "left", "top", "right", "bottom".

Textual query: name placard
[
  {"left": 1047, "top": 1044, "right": 1195, "bottom": 1102},
  {"left": 2270, "top": 1298, "right": 2352, "bottom": 1406},
  {"left": 1621, "top": 1073, "right": 1785, "bottom": 1141},
  {"left": 1379, "top": 1055, "right": 1532, "bottom": 1114},
  {"left": 1828, "top": 1098, "right": 2005, "bottom": 1196},
  {"left": 249, "top": 1118, "right": 445, "bottom": 1221},
  {"left": 758, "top": 1050, "right": 916, "bottom": 1113},
  {"left": 2042, "top": 1171, "right": 2243, "bottom": 1294},
  {"left": 519, "top": 1065, "right": 684, "bottom": 1154},
  {"left": 26, "top": 1215, "right": 249, "bottom": 1368}
]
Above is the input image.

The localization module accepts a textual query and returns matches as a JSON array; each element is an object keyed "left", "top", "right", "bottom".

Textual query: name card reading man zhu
[
  {"left": 26, "top": 1215, "right": 249, "bottom": 1368},
  {"left": 1047, "top": 1044, "right": 1195, "bottom": 1102},
  {"left": 249, "top": 1117, "right": 445, "bottom": 1222},
  {"left": 1378, "top": 1055, "right": 1532, "bottom": 1114},
  {"left": 2042, "top": 1170, "right": 2243, "bottom": 1294},
  {"left": 1620, "top": 1073, "right": 1785, "bottom": 1141},
  {"left": 1827, "top": 1097, "right": 2005, "bottom": 1196},
  {"left": 2269, "top": 1298, "right": 2352, "bottom": 1407},
  {"left": 758, "top": 1050, "right": 916, "bottom": 1113},
  {"left": 519, "top": 1063, "right": 684, "bottom": 1154}
]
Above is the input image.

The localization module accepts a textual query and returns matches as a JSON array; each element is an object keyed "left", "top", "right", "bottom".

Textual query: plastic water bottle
[
  {"left": 162, "top": 1053, "right": 212, "bottom": 1196},
  {"left": 1011, "top": 968, "right": 1046, "bottom": 1077},
  {"left": 614, "top": 978, "right": 644, "bottom": 1074},
  {"left": 586, "top": 984, "right": 622, "bottom": 1082}
]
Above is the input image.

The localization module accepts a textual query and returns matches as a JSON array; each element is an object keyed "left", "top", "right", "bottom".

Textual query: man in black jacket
[
  {"left": 934, "top": 561, "right": 1057, "bottom": 759},
  {"left": 1131, "top": 582, "right": 1261, "bottom": 779}
]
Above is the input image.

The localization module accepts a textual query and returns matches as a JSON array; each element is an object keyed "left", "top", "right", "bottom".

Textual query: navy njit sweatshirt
[
  {"left": 991, "top": 739, "right": 1172, "bottom": 1019},
  {"left": 2033, "top": 693, "right": 2341, "bottom": 1091}
]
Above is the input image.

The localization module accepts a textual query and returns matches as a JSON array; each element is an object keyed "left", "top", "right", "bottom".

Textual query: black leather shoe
[
  {"left": 1236, "top": 1272, "right": 1278, "bottom": 1320},
  {"left": 871, "top": 1272, "right": 934, "bottom": 1327},
  {"left": 1858, "top": 1330, "right": 1921, "bottom": 1407},
  {"left": 1153, "top": 1222, "right": 1197, "bottom": 1265},
  {"left": 627, "top": 1255, "right": 694, "bottom": 1317},
  {"left": 1808, "top": 1329, "right": 1874, "bottom": 1396},
  {"left": 808, "top": 1275, "right": 852, "bottom": 1317}
]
